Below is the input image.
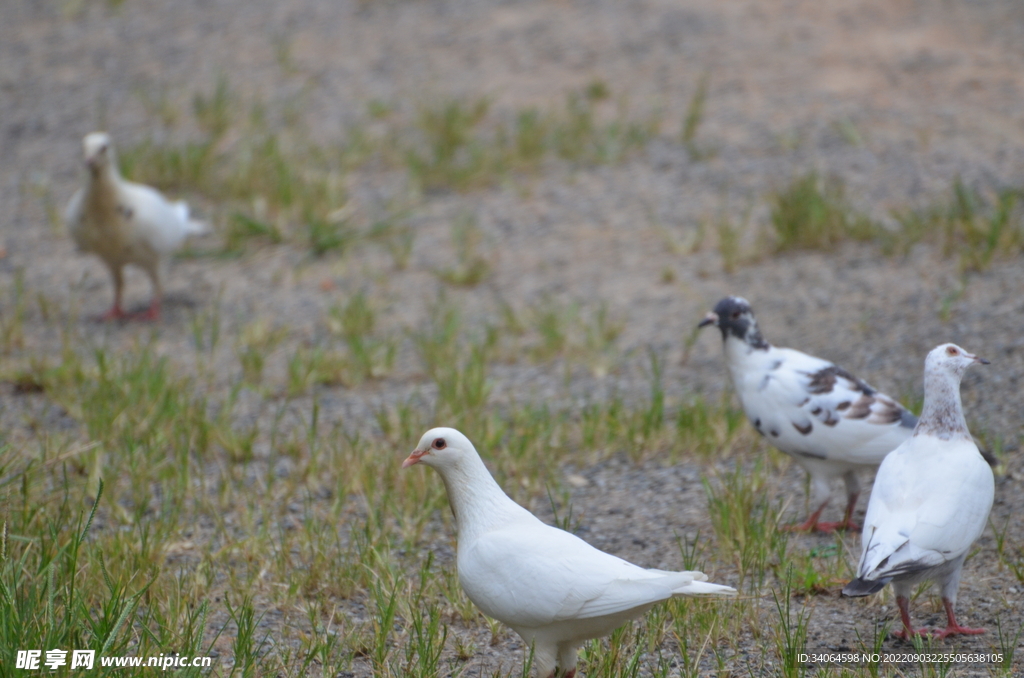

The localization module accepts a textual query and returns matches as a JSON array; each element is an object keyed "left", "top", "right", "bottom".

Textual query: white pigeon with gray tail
[
  {"left": 842, "top": 343, "right": 993, "bottom": 639},
  {"left": 699, "top": 296, "right": 917, "bottom": 532},
  {"left": 403, "top": 427, "right": 735, "bottom": 678},
  {"left": 65, "top": 132, "right": 207, "bottom": 320}
]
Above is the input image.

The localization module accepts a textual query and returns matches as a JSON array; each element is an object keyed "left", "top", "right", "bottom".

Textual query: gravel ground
[{"left": 3, "top": 0, "right": 1024, "bottom": 674}]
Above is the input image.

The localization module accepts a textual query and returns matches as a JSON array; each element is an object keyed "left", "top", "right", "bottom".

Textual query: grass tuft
[
  {"left": 886, "top": 180, "right": 1023, "bottom": 271},
  {"left": 681, "top": 73, "right": 712, "bottom": 160},
  {"left": 770, "top": 172, "right": 875, "bottom": 252},
  {"left": 704, "top": 459, "right": 789, "bottom": 591},
  {"left": 434, "top": 214, "right": 491, "bottom": 287}
]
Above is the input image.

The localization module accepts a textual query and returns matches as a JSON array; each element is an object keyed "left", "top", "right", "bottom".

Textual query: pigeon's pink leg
[
  {"left": 561, "top": 670, "right": 576, "bottom": 678},
  {"left": 892, "top": 596, "right": 929, "bottom": 639},
  {"left": 133, "top": 270, "right": 162, "bottom": 321},
  {"left": 817, "top": 492, "right": 862, "bottom": 532},
  {"left": 100, "top": 305, "right": 128, "bottom": 321},
  {"left": 933, "top": 598, "right": 985, "bottom": 638},
  {"left": 100, "top": 267, "right": 127, "bottom": 321},
  {"left": 135, "top": 296, "right": 161, "bottom": 321},
  {"left": 783, "top": 503, "right": 827, "bottom": 532}
]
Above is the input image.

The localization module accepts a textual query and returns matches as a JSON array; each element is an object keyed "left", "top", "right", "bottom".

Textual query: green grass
[
  {"left": 1, "top": 280, "right": 1018, "bottom": 677},
  {"left": 770, "top": 172, "right": 876, "bottom": 252},
  {"left": 772, "top": 570, "right": 812, "bottom": 678},
  {"left": 885, "top": 180, "right": 1024, "bottom": 272},
  {"left": 118, "top": 78, "right": 1024, "bottom": 286},
  {"left": 16, "top": 75, "right": 1024, "bottom": 677},
  {"left": 136, "top": 81, "right": 654, "bottom": 198},
  {"left": 402, "top": 90, "right": 659, "bottom": 191},
  {"left": 433, "top": 214, "right": 491, "bottom": 287},
  {"left": 681, "top": 73, "right": 712, "bottom": 161},
  {"left": 0, "top": 269, "right": 28, "bottom": 354},
  {"left": 703, "top": 458, "right": 790, "bottom": 592},
  {"left": 757, "top": 173, "right": 1024, "bottom": 275},
  {"left": 405, "top": 97, "right": 493, "bottom": 192},
  {"left": 223, "top": 213, "right": 284, "bottom": 254}
]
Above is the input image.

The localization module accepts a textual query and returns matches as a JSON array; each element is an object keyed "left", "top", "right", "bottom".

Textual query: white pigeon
[
  {"left": 65, "top": 132, "right": 207, "bottom": 320},
  {"left": 842, "top": 343, "right": 993, "bottom": 639},
  {"left": 403, "top": 427, "right": 735, "bottom": 678},
  {"left": 699, "top": 296, "right": 917, "bottom": 532}
]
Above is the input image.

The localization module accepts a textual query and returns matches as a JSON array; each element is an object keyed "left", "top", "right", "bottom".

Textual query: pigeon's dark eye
[
  {"left": 946, "top": 346, "right": 959, "bottom": 356},
  {"left": 432, "top": 438, "right": 446, "bottom": 450},
  {"left": 731, "top": 311, "right": 741, "bottom": 320}
]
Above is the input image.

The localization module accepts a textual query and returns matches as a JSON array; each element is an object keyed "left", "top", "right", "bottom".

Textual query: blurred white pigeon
[
  {"left": 842, "top": 343, "right": 993, "bottom": 639},
  {"left": 403, "top": 427, "right": 735, "bottom": 678},
  {"left": 65, "top": 132, "right": 207, "bottom": 320},
  {"left": 699, "top": 296, "right": 916, "bottom": 532}
]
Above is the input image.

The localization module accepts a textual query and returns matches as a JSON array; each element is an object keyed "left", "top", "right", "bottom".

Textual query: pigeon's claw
[
  {"left": 99, "top": 306, "right": 128, "bottom": 322},
  {"left": 782, "top": 505, "right": 826, "bottom": 533},
  {"left": 134, "top": 300, "right": 161, "bottom": 321},
  {"left": 933, "top": 599, "right": 986, "bottom": 638},
  {"left": 933, "top": 625, "right": 986, "bottom": 639},
  {"left": 815, "top": 519, "right": 862, "bottom": 533}
]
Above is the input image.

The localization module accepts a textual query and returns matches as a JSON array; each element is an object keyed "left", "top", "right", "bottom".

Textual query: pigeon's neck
[
  {"left": 439, "top": 456, "right": 533, "bottom": 542},
  {"left": 723, "top": 334, "right": 772, "bottom": 368},
  {"left": 87, "top": 164, "right": 122, "bottom": 200},
  {"left": 915, "top": 370, "right": 971, "bottom": 441}
]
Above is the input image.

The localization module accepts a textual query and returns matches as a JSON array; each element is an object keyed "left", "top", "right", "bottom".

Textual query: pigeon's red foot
[
  {"left": 130, "top": 300, "right": 161, "bottom": 321},
  {"left": 815, "top": 519, "right": 862, "bottom": 533},
  {"left": 782, "top": 505, "right": 829, "bottom": 532},
  {"left": 933, "top": 599, "right": 985, "bottom": 638},
  {"left": 99, "top": 306, "right": 128, "bottom": 321},
  {"left": 783, "top": 516, "right": 824, "bottom": 532},
  {"left": 134, "top": 306, "right": 160, "bottom": 321},
  {"left": 933, "top": 624, "right": 986, "bottom": 639},
  {"left": 893, "top": 627, "right": 931, "bottom": 640}
]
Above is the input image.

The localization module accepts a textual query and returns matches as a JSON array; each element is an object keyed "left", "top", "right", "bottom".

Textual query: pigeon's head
[
  {"left": 82, "top": 132, "right": 115, "bottom": 175},
  {"left": 698, "top": 296, "right": 768, "bottom": 349},
  {"left": 926, "top": 343, "right": 989, "bottom": 380},
  {"left": 403, "top": 427, "right": 475, "bottom": 470}
]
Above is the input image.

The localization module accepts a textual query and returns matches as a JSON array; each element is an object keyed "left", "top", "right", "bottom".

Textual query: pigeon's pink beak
[
  {"left": 698, "top": 312, "right": 718, "bottom": 328},
  {"left": 402, "top": 448, "right": 428, "bottom": 468},
  {"left": 971, "top": 354, "right": 990, "bottom": 365}
]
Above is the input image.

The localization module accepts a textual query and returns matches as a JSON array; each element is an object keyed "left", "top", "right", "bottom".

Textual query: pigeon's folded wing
[
  {"left": 460, "top": 524, "right": 685, "bottom": 628},
  {"left": 65, "top": 189, "right": 87, "bottom": 244},
  {"left": 65, "top": 189, "right": 84, "bottom": 227},
  {"left": 905, "top": 445, "right": 993, "bottom": 556},
  {"left": 749, "top": 348, "right": 913, "bottom": 464},
  {"left": 120, "top": 181, "right": 204, "bottom": 253},
  {"left": 858, "top": 442, "right": 990, "bottom": 579}
]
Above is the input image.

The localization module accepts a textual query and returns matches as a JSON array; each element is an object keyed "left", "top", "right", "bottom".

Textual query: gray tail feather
[{"left": 841, "top": 577, "right": 887, "bottom": 597}]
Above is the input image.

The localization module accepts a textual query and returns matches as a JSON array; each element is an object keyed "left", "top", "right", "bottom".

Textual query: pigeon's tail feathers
[
  {"left": 65, "top": 189, "right": 85, "bottom": 230},
  {"left": 841, "top": 577, "right": 887, "bottom": 597},
  {"left": 185, "top": 218, "right": 209, "bottom": 236},
  {"left": 648, "top": 568, "right": 707, "bottom": 581},
  {"left": 172, "top": 200, "right": 191, "bottom": 222},
  {"left": 672, "top": 580, "right": 737, "bottom": 597},
  {"left": 173, "top": 201, "right": 209, "bottom": 235}
]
